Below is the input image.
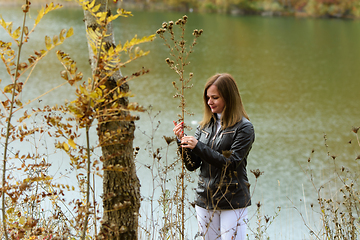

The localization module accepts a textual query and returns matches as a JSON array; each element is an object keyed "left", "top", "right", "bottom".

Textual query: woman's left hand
[{"left": 181, "top": 136, "right": 198, "bottom": 149}]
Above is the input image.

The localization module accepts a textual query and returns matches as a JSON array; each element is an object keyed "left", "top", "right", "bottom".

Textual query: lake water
[{"left": 1, "top": 5, "right": 360, "bottom": 239}]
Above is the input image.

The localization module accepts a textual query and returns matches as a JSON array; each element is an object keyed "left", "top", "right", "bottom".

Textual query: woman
[{"left": 173, "top": 73, "right": 255, "bottom": 240}]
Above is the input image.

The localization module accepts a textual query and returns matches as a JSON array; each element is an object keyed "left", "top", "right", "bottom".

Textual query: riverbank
[
  {"left": 0, "top": 0, "right": 79, "bottom": 7},
  {"left": 1, "top": 0, "right": 359, "bottom": 19}
]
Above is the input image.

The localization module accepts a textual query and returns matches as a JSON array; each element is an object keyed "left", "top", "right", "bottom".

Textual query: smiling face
[{"left": 206, "top": 84, "right": 225, "bottom": 114}]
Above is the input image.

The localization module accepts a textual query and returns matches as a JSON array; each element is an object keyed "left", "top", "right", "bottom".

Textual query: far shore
[
  {"left": 0, "top": 0, "right": 81, "bottom": 7},
  {"left": 1, "top": 0, "right": 358, "bottom": 20}
]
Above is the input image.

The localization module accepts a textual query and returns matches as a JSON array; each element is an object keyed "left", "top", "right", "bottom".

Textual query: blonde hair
[{"left": 199, "top": 73, "right": 249, "bottom": 129}]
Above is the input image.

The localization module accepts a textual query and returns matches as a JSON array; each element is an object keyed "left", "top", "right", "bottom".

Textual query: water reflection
[{"left": 1, "top": 6, "right": 360, "bottom": 239}]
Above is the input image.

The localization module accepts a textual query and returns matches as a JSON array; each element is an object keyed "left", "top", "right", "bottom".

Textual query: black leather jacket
[{"left": 182, "top": 116, "right": 255, "bottom": 210}]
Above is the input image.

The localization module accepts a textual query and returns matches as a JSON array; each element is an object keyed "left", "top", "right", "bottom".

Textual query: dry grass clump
[{"left": 294, "top": 128, "right": 360, "bottom": 240}]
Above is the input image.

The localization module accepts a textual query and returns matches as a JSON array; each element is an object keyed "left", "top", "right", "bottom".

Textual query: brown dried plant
[
  {"left": 156, "top": 15, "right": 203, "bottom": 239},
  {"left": 0, "top": 2, "right": 75, "bottom": 239},
  {"left": 293, "top": 128, "right": 360, "bottom": 239}
]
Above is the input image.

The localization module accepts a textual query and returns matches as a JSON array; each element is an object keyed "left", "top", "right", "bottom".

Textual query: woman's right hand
[{"left": 173, "top": 121, "right": 184, "bottom": 139}]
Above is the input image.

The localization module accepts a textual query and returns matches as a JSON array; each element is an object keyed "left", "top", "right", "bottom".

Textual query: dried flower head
[
  {"left": 352, "top": 126, "right": 359, "bottom": 133},
  {"left": 22, "top": 0, "right": 31, "bottom": 12},
  {"left": 222, "top": 150, "right": 232, "bottom": 158},
  {"left": 165, "top": 58, "right": 174, "bottom": 66},
  {"left": 168, "top": 21, "right": 174, "bottom": 30},
  {"left": 193, "top": 29, "right": 204, "bottom": 37},
  {"left": 156, "top": 28, "right": 166, "bottom": 35},
  {"left": 163, "top": 136, "right": 176, "bottom": 145},
  {"left": 250, "top": 169, "right": 264, "bottom": 179}
]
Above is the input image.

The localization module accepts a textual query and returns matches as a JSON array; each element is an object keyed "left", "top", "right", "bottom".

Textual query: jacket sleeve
[
  {"left": 192, "top": 121, "right": 254, "bottom": 170},
  {"left": 178, "top": 126, "right": 202, "bottom": 171}
]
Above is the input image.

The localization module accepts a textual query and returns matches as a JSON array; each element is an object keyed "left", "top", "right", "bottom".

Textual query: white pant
[{"left": 195, "top": 205, "right": 248, "bottom": 240}]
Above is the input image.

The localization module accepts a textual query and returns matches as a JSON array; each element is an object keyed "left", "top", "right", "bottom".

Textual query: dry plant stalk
[
  {"left": 156, "top": 15, "right": 203, "bottom": 239},
  {"left": 0, "top": 2, "right": 73, "bottom": 239},
  {"left": 293, "top": 128, "right": 360, "bottom": 239}
]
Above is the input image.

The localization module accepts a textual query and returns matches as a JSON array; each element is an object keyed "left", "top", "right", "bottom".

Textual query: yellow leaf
[
  {"left": 19, "top": 216, "right": 26, "bottom": 225},
  {"left": 88, "top": 0, "right": 96, "bottom": 9},
  {"left": 95, "top": 88, "right": 102, "bottom": 97},
  {"left": 35, "top": 7, "right": 45, "bottom": 25},
  {"left": 45, "top": 35, "right": 52, "bottom": 50},
  {"left": 7, "top": 22, "right": 13, "bottom": 34},
  {"left": 79, "top": 85, "right": 88, "bottom": 95},
  {"left": 75, "top": 72, "right": 83, "bottom": 81},
  {"left": 63, "top": 142, "right": 69, "bottom": 151},
  {"left": 66, "top": 27, "right": 74, "bottom": 38},
  {"left": 117, "top": 8, "right": 133, "bottom": 17},
  {"left": 53, "top": 35, "right": 59, "bottom": 45},
  {"left": 59, "top": 29, "right": 66, "bottom": 42},
  {"left": 92, "top": 4, "right": 101, "bottom": 12},
  {"left": 44, "top": 2, "right": 54, "bottom": 14},
  {"left": 60, "top": 70, "right": 68, "bottom": 80},
  {"left": 0, "top": 16, "right": 6, "bottom": 29},
  {"left": 107, "top": 14, "right": 119, "bottom": 22},
  {"left": 89, "top": 91, "right": 99, "bottom": 99},
  {"left": 12, "top": 26, "right": 21, "bottom": 39},
  {"left": 70, "top": 62, "right": 77, "bottom": 74},
  {"left": 4, "top": 84, "right": 14, "bottom": 93},
  {"left": 68, "top": 138, "right": 77, "bottom": 149},
  {"left": 23, "top": 26, "right": 29, "bottom": 36},
  {"left": 96, "top": 12, "right": 107, "bottom": 20},
  {"left": 6, "top": 207, "right": 14, "bottom": 214}
]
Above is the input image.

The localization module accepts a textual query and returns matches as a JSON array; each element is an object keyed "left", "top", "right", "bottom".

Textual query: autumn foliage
[{"left": 0, "top": 0, "right": 154, "bottom": 239}]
